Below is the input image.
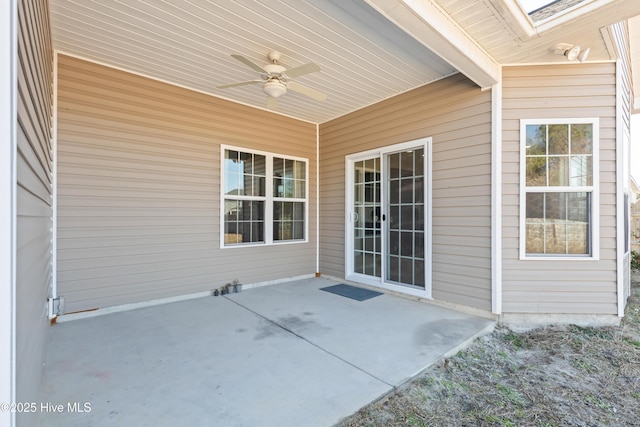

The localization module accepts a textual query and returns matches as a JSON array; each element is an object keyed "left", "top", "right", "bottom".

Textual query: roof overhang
[
  {"left": 630, "top": 16, "right": 640, "bottom": 113},
  {"left": 364, "top": 0, "right": 501, "bottom": 89}
]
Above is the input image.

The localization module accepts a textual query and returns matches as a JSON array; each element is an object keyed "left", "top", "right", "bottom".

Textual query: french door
[{"left": 346, "top": 138, "right": 431, "bottom": 298}]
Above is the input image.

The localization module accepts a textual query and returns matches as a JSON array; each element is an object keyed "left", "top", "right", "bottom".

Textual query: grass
[{"left": 338, "top": 271, "right": 640, "bottom": 427}]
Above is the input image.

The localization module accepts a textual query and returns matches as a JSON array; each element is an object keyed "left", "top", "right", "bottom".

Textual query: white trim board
[
  {"left": 57, "top": 274, "right": 315, "bottom": 323},
  {"left": 0, "top": 1, "right": 17, "bottom": 425},
  {"left": 491, "top": 78, "right": 503, "bottom": 315},
  {"left": 51, "top": 51, "right": 59, "bottom": 316}
]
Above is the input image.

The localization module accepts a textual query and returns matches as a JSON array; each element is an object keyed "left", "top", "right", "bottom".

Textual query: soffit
[{"left": 436, "top": 0, "right": 640, "bottom": 64}]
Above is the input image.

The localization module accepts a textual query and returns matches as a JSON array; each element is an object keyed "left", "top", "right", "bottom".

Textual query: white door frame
[{"left": 345, "top": 137, "right": 432, "bottom": 299}]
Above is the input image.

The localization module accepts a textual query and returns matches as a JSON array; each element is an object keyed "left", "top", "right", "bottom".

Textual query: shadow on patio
[{"left": 37, "top": 277, "right": 494, "bottom": 427}]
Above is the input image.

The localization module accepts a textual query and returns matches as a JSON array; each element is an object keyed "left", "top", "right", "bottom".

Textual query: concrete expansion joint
[{"left": 223, "top": 296, "right": 394, "bottom": 388}]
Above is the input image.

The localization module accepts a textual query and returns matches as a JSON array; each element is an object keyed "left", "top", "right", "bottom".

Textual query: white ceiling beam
[{"left": 364, "top": 0, "right": 500, "bottom": 89}]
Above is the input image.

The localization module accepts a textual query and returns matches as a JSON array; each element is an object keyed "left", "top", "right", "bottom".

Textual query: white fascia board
[{"left": 365, "top": 0, "right": 500, "bottom": 89}]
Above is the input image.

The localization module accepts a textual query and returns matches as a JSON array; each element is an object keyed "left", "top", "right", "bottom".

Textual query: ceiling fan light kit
[
  {"left": 217, "top": 50, "right": 326, "bottom": 109},
  {"left": 263, "top": 80, "right": 287, "bottom": 98}
]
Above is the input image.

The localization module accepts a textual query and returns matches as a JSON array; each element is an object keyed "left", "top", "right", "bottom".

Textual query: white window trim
[
  {"left": 220, "top": 145, "right": 309, "bottom": 249},
  {"left": 519, "top": 118, "right": 600, "bottom": 260}
]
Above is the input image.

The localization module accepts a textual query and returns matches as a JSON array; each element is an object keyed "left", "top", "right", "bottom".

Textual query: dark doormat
[{"left": 320, "top": 284, "right": 383, "bottom": 301}]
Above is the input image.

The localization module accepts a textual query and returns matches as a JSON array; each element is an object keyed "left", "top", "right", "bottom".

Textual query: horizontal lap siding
[
  {"left": 319, "top": 74, "right": 493, "bottom": 311},
  {"left": 16, "top": 0, "right": 53, "bottom": 422},
  {"left": 502, "top": 64, "right": 617, "bottom": 314},
  {"left": 57, "top": 55, "right": 316, "bottom": 312}
]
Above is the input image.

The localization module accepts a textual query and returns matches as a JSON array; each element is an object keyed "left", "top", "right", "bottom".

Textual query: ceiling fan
[{"left": 217, "top": 51, "right": 327, "bottom": 109}]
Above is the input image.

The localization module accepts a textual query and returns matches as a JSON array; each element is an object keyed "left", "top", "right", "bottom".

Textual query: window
[
  {"left": 273, "top": 157, "right": 306, "bottom": 241},
  {"left": 222, "top": 146, "right": 307, "bottom": 247},
  {"left": 520, "top": 119, "right": 599, "bottom": 258}
]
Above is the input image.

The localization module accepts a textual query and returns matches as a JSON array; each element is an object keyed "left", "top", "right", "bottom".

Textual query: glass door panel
[
  {"left": 386, "top": 148, "right": 425, "bottom": 288},
  {"left": 353, "top": 157, "right": 381, "bottom": 277}
]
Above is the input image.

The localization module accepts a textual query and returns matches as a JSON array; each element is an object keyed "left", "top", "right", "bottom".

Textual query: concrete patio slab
[{"left": 37, "top": 277, "right": 494, "bottom": 427}]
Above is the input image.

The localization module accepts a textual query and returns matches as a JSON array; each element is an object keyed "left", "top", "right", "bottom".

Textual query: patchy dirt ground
[{"left": 338, "top": 271, "right": 640, "bottom": 427}]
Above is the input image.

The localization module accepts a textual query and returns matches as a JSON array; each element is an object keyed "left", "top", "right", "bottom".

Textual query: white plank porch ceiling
[
  {"left": 50, "top": 0, "right": 457, "bottom": 124},
  {"left": 50, "top": 0, "right": 640, "bottom": 124}
]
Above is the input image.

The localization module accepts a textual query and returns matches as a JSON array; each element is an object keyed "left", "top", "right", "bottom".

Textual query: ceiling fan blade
[
  {"left": 284, "top": 62, "right": 321, "bottom": 78},
  {"left": 216, "top": 80, "right": 262, "bottom": 89},
  {"left": 231, "top": 54, "right": 265, "bottom": 74},
  {"left": 266, "top": 96, "right": 279, "bottom": 109},
  {"left": 288, "top": 81, "right": 327, "bottom": 101}
]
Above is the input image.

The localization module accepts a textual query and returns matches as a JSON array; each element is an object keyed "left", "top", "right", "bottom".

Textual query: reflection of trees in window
[
  {"left": 526, "top": 124, "right": 592, "bottom": 188},
  {"left": 524, "top": 121, "right": 594, "bottom": 256}
]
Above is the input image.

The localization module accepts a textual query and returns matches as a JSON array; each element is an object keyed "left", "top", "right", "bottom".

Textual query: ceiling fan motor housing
[{"left": 263, "top": 63, "right": 286, "bottom": 75}]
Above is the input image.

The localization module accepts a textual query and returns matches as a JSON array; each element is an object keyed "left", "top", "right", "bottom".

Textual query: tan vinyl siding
[
  {"left": 502, "top": 63, "right": 617, "bottom": 314},
  {"left": 16, "top": 0, "right": 53, "bottom": 422},
  {"left": 57, "top": 55, "right": 316, "bottom": 313},
  {"left": 319, "top": 74, "right": 493, "bottom": 311}
]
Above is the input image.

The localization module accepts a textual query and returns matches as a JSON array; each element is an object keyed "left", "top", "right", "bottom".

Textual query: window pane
[
  {"left": 525, "top": 192, "right": 590, "bottom": 255},
  {"left": 239, "top": 151, "right": 252, "bottom": 173},
  {"left": 273, "top": 201, "right": 304, "bottom": 241},
  {"left": 400, "top": 206, "right": 413, "bottom": 230},
  {"left": 526, "top": 157, "right": 547, "bottom": 186},
  {"left": 414, "top": 177, "right": 424, "bottom": 203},
  {"left": 400, "top": 151, "right": 414, "bottom": 177},
  {"left": 571, "top": 124, "right": 593, "bottom": 154},
  {"left": 545, "top": 192, "right": 566, "bottom": 222},
  {"left": 274, "top": 157, "right": 284, "bottom": 178},
  {"left": 243, "top": 174, "right": 253, "bottom": 196},
  {"left": 225, "top": 172, "right": 241, "bottom": 195},
  {"left": 285, "top": 159, "right": 295, "bottom": 178},
  {"left": 293, "top": 202, "right": 304, "bottom": 221},
  {"left": 389, "top": 153, "right": 400, "bottom": 179},
  {"left": 293, "top": 222, "right": 304, "bottom": 240},
  {"left": 414, "top": 204, "right": 424, "bottom": 230},
  {"left": 526, "top": 125, "right": 546, "bottom": 155},
  {"left": 526, "top": 221, "right": 544, "bottom": 253},
  {"left": 415, "top": 148, "right": 424, "bottom": 176},
  {"left": 548, "top": 124, "right": 568, "bottom": 154},
  {"left": 254, "top": 176, "right": 265, "bottom": 197},
  {"left": 389, "top": 231, "right": 399, "bottom": 255},
  {"left": 254, "top": 155, "right": 266, "bottom": 176},
  {"left": 400, "top": 178, "right": 413, "bottom": 203},
  {"left": 526, "top": 192, "right": 544, "bottom": 219},
  {"left": 274, "top": 157, "right": 305, "bottom": 200},
  {"left": 295, "top": 180, "right": 305, "bottom": 198},
  {"left": 295, "top": 161, "right": 305, "bottom": 180},
  {"left": 274, "top": 178, "right": 284, "bottom": 198},
  {"left": 548, "top": 156, "right": 569, "bottom": 186},
  {"left": 401, "top": 232, "right": 413, "bottom": 257},
  {"left": 414, "top": 232, "right": 424, "bottom": 259},
  {"left": 545, "top": 222, "right": 567, "bottom": 254},
  {"left": 569, "top": 156, "right": 591, "bottom": 186},
  {"left": 223, "top": 199, "right": 264, "bottom": 245}
]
